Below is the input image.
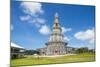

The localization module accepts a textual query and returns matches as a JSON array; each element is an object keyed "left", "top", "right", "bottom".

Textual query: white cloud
[
  {"left": 31, "top": 18, "right": 46, "bottom": 24},
  {"left": 64, "top": 36, "right": 70, "bottom": 41},
  {"left": 20, "top": 2, "right": 46, "bottom": 28},
  {"left": 74, "top": 28, "right": 95, "bottom": 44},
  {"left": 61, "top": 27, "right": 72, "bottom": 33},
  {"left": 20, "top": 15, "right": 30, "bottom": 21},
  {"left": 89, "top": 38, "right": 95, "bottom": 44},
  {"left": 29, "top": 18, "right": 46, "bottom": 28},
  {"left": 36, "top": 18, "right": 46, "bottom": 24},
  {"left": 20, "top": 2, "right": 44, "bottom": 16},
  {"left": 39, "top": 25, "right": 51, "bottom": 35},
  {"left": 11, "top": 24, "right": 13, "bottom": 31}
]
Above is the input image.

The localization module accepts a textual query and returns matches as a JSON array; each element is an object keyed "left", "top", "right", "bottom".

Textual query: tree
[
  {"left": 25, "top": 50, "right": 39, "bottom": 55},
  {"left": 88, "top": 49, "right": 95, "bottom": 54},
  {"left": 76, "top": 47, "right": 89, "bottom": 54}
]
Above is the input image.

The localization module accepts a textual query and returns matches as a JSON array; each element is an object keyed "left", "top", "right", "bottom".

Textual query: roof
[{"left": 11, "top": 42, "right": 25, "bottom": 49}]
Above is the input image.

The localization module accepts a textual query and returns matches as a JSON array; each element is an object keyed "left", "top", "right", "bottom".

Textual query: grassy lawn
[{"left": 11, "top": 53, "right": 95, "bottom": 67}]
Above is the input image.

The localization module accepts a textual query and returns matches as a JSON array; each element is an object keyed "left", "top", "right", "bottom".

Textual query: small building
[
  {"left": 37, "top": 47, "right": 47, "bottom": 55},
  {"left": 66, "top": 47, "right": 76, "bottom": 54},
  {"left": 11, "top": 43, "right": 25, "bottom": 59}
]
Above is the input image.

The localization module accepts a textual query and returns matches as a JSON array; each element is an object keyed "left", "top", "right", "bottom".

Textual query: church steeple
[
  {"left": 55, "top": 12, "right": 59, "bottom": 23},
  {"left": 48, "top": 12, "right": 63, "bottom": 42},
  {"left": 53, "top": 12, "right": 60, "bottom": 29}
]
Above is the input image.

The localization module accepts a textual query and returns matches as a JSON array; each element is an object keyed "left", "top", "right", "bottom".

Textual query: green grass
[{"left": 11, "top": 53, "right": 95, "bottom": 67}]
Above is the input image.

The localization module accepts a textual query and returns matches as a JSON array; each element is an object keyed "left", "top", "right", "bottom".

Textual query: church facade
[{"left": 37, "top": 13, "right": 75, "bottom": 55}]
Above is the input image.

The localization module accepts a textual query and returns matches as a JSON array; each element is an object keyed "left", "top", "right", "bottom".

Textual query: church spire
[
  {"left": 55, "top": 12, "right": 59, "bottom": 18},
  {"left": 54, "top": 12, "right": 59, "bottom": 23},
  {"left": 53, "top": 12, "right": 60, "bottom": 29}
]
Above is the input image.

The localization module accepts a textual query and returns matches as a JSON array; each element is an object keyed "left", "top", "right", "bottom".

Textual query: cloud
[
  {"left": 61, "top": 27, "right": 72, "bottom": 33},
  {"left": 89, "top": 38, "right": 95, "bottom": 44},
  {"left": 29, "top": 18, "right": 46, "bottom": 28},
  {"left": 20, "top": 2, "right": 44, "bottom": 16},
  {"left": 31, "top": 18, "right": 46, "bottom": 24},
  {"left": 20, "top": 2, "right": 46, "bottom": 28},
  {"left": 64, "top": 36, "right": 70, "bottom": 41},
  {"left": 39, "top": 25, "right": 51, "bottom": 35},
  {"left": 20, "top": 2, "right": 51, "bottom": 36},
  {"left": 20, "top": 15, "right": 31, "bottom": 21},
  {"left": 11, "top": 24, "right": 13, "bottom": 31},
  {"left": 36, "top": 18, "right": 46, "bottom": 24},
  {"left": 74, "top": 28, "right": 95, "bottom": 44}
]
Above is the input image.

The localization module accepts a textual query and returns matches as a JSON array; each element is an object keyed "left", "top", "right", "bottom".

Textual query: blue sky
[{"left": 11, "top": 1, "right": 95, "bottom": 50}]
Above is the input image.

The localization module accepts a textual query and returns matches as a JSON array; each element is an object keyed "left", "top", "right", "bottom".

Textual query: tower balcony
[{"left": 45, "top": 41, "right": 68, "bottom": 46}]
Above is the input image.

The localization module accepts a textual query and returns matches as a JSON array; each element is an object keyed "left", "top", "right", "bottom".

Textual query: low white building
[{"left": 11, "top": 42, "right": 25, "bottom": 59}]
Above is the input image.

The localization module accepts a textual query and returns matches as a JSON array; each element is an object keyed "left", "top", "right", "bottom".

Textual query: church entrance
[{"left": 54, "top": 49, "right": 59, "bottom": 55}]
